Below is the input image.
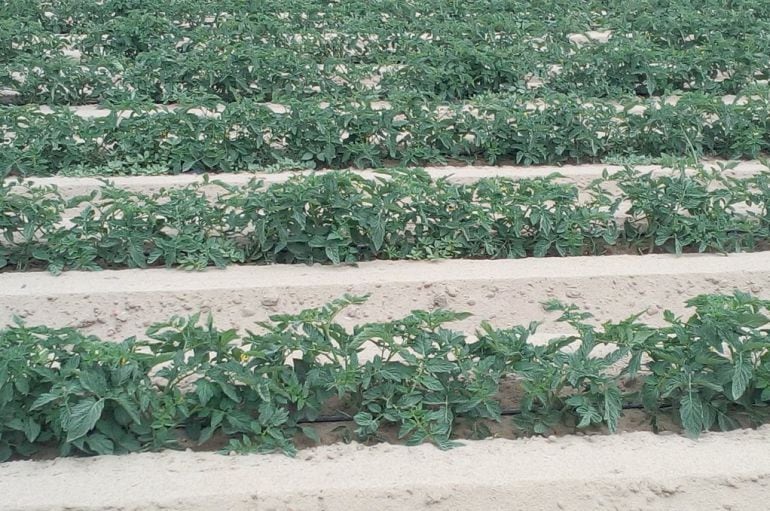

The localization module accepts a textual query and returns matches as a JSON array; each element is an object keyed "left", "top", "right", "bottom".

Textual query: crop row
[
  {"left": 9, "top": 0, "right": 770, "bottom": 34},
  {"left": 4, "top": 90, "right": 770, "bottom": 176},
  {"left": 2, "top": 31, "right": 768, "bottom": 105},
  {"left": 2, "top": 167, "right": 768, "bottom": 273},
  {"left": 5, "top": 0, "right": 768, "bottom": 55},
  {"left": 3, "top": 0, "right": 769, "bottom": 104},
  {"left": 4, "top": 41, "right": 766, "bottom": 105},
  {"left": 1, "top": 291, "right": 768, "bottom": 461}
]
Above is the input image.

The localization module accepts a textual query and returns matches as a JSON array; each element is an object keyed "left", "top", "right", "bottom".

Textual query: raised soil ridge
[
  {"left": 3, "top": 253, "right": 768, "bottom": 339},
  {"left": 2, "top": 426, "right": 770, "bottom": 510}
]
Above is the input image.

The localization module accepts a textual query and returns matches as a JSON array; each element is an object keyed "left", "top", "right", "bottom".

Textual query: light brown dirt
[
  {"left": 2, "top": 253, "right": 768, "bottom": 339},
  {"left": 12, "top": 160, "right": 766, "bottom": 200},
  {"left": 2, "top": 426, "right": 770, "bottom": 511}
]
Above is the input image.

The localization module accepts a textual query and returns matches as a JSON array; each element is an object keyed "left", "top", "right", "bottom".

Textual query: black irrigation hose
[{"left": 298, "top": 403, "right": 648, "bottom": 425}]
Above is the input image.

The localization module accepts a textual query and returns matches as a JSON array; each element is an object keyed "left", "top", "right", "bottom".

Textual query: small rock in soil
[
  {"left": 261, "top": 296, "right": 279, "bottom": 307},
  {"left": 0, "top": 89, "right": 21, "bottom": 105},
  {"left": 433, "top": 294, "right": 448, "bottom": 308}
]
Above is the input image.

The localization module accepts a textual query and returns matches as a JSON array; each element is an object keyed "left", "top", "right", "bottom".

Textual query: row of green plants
[
  {"left": 4, "top": 39, "right": 767, "bottom": 105},
  {"left": 2, "top": 165, "right": 768, "bottom": 273},
  {"left": 4, "top": 90, "right": 770, "bottom": 176},
  {"left": 1, "top": 291, "right": 769, "bottom": 461},
  {"left": 3, "top": 21, "right": 769, "bottom": 104},
  {"left": 3, "top": 0, "right": 769, "bottom": 103},
  {"left": 8, "top": 0, "right": 769, "bottom": 52},
  {"left": 9, "top": 0, "right": 770, "bottom": 32}
]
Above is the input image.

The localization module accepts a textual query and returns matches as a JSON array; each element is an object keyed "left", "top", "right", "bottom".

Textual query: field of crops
[
  {"left": 4, "top": 0, "right": 770, "bottom": 176},
  {"left": 4, "top": 1, "right": 770, "bottom": 509}
]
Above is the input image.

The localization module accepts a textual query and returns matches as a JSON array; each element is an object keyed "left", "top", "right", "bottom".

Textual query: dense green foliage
[
  {"left": 2, "top": 167, "right": 768, "bottom": 273},
  {"left": 3, "top": 0, "right": 769, "bottom": 464},
  {"left": 2, "top": 291, "right": 769, "bottom": 461},
  {"left": 4, "top": 91, "right": 770, "bottom": 177},
  {"left": 2, "top": 0, "right": 770, "bottom": 103},
  {"left": 2, "top": 0, "right": 770, "bottom": 174}
]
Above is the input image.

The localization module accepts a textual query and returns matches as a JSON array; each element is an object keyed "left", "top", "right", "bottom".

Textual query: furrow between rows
[
  {"left": 2, "top": 426, "right": 769, "bottom": 511},
  {"left": 13, "top": 160, "right": 766, "bottom": 199},
  {"left": 3, "top": 253, "right": 768, "bottom": 339}
]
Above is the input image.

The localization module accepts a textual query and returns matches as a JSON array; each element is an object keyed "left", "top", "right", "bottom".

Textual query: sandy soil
[
  {"left": 2, "top": 426, "right": 770, "bottom": 510},
  {"left": 26, "top": 92, "right": 763, "bottom": 117},
  {"left": 2, "top": 253, "right": 768, "bottom": 340},
  {"left": 13, "top": 160, "right": 766, "bottom": 200},
  {"left": 3, "top": 160, "right": 770, "bottom": 509}
]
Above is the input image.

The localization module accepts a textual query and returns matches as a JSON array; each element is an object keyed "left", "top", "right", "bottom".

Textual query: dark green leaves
[
  {"left": 616, "top": 167, "right": 763, "bottom": 255},
  {"left": 62, "top": 398, "right": 105, "bottom": 441},
  {"left": 4, "top": 91, "right": 770, "bottom": 179},
  {"left": 3, "top": 291, "right": 770, "bottom": 460},
  {"left": 195, "top": 380, "right": 215, "bottom": 407},
  {"left": 732, "top": 358, "right": 752, "bottom": 401},
  {"left": 9, "top": 168, "right": 770, "bottom": 274},
  {"left": 3, "top": 0, "right": 770, "bottom": 179}
]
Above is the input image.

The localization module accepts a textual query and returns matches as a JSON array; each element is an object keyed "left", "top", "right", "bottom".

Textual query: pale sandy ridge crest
[
  {"left": 2, "top": 426, "right": 770, "bottom": 511},
  {"left": 3, "top": 253, "right": 768, "bottom": 339},
  {"left": 9, "top": 160, "right": 766, "bottom": 200}
]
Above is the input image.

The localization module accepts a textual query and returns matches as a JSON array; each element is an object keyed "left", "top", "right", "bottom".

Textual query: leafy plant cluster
[
  {"left": 8, "top": 0, "right": 769, "bottom": 32},
  {"left": 1, "top": 166, "right": 768, "bottom": 273},
  {"left": 4, "top": 89, "right": 770, "bottom": 177},
  {"left": 4, "top": 0, "right": 770, "bottom": 174},
  {"left": 2, "top": 0, "right": 770, "bottom": 104},
  {"left": 1, "top": 291, "right": 769, "bottom": 461}
]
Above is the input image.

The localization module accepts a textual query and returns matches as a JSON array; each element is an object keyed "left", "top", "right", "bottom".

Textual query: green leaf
[
  {"left": 217, "top": 381, "right": 240, "bottom": 403},
  {"left": 300, "top": 425, "right": 321, "bottom": 443},
  {"left": 115, "top": 397, "right": 143, "bottom": 425},
  {"left": 626, "top": 352, "right": 642, "bottom": 377},
  {"left": 85, "top": 433, "right": 115, "bottom": 455},
  {"left": 325, "top": 245, "right": 340, "bottom": 264},
  {"left": 198, "top": 426, "right": 215, "bottom": 445},
  {"left": 211, "top": 410, "right": 225, "bottom": 429},
  {"left": 196, "top": 380, "right": 215, "bottom": 406},
  {"left": 420, "top": 375, "right": 445, "bottom": 392},
  {"left": 80, "top": 370, "right": 108, "bottom": 395},
  {"left": 63, "top": 398, "right": 105, "bottom": 442},
  {"left": 603, "top": 385, "right": 622, "bottom": 433},
  {"left": 128, "top": 244, "right": 147, "bottom": 268},
  {"left": 736, "top": 313, "right": 769, "bottom": 328},
  {"left": 22, "top": 417, "right": 41, "bottom": 443},
  {"left": 680, "top": 391, "right": 704, "bottom": 437},
  {"left": 371, "top": 219, "right": 385, "bottom": 251},
  {"left": 533, "top": 238, "right": 551, "bottom": 257},
  {"left": 731, "top": 357, "right": 752, "bottom": 400},
  {"left": 0, "top": 383, "right": 11, "bottom": 407},
  {"left": 256, "top": 382, "right": 270, "bottom": 402},
  {"left": 0, "top": 442, "right": 11, "bottom": 462},
  {"left": 31, "top": 392, "right": 60, "bottom": 410},
  {"left": 14, "top": 376, "right": 29, "bottom": 394},
  {"left": 379, "top": 365, "right": 407, "bottom": 381},
  {"left": 353, "top": 411, "right": 374, "bottom": 426},
  {"left": 425, "top": 359, "right": 456, "bottom": 373}
]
